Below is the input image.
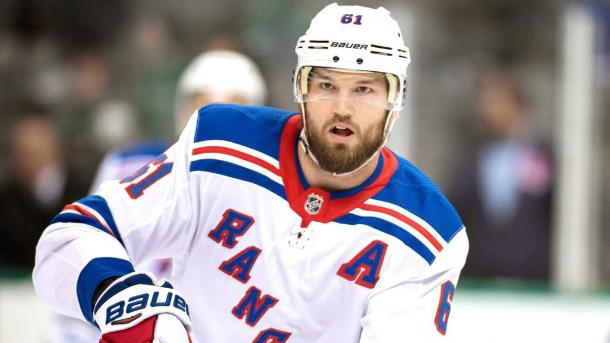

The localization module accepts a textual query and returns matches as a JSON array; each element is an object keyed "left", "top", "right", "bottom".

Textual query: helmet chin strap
[{"left": 298, "top": 101, "right": 396, "bottom": 177}]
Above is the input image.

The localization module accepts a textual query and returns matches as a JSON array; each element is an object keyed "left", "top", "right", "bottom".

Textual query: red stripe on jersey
[
  {"left": 360, "top": 203, "right": 444, "bottom": 252},
  {"left": 62, "top": 204, "right": 115, "bottom": 237},
  {"left": 192, "top": 146, "right": 280, "bottom": 176}
]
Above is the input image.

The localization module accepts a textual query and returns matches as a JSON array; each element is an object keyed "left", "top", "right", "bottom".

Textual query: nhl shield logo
[{"left": 304, "top": 193, "right": 324, "bottom": 215}]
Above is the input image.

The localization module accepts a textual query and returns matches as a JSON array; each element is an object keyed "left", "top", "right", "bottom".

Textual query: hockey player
[
  {"left": 89, "top": 49, "right": 268, "bottom": 193},
  {"left": 34, "top": 3, "right": 468, "bottom": 342}
]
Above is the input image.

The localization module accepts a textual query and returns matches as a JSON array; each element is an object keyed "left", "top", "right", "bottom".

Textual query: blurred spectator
[
  {"left": 449, "top": 70, "right": 553, "bottom": 281},
  {"left": 53, "top": 51, "right": 116, "bottom": 181},
  {"left": 0, "top": 106, "right": 88, "bottom": 270}
]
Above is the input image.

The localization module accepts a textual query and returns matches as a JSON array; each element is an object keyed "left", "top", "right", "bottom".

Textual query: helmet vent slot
[
  {"left": 370, "top": 51, "right": 392, "bottom": 57},
  {"left": 307, "top": 39, "right": 329, "bottom": 50},
  {"left": 370, "top": 44, "right": 391, "bottom": 50}
]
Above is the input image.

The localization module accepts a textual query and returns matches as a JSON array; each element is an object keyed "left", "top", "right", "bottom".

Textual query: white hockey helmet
[
  {"left": 294, "top": 3, "right": 411, "bottom": 112},
  {"left": 175, "top": 50, "right": 267, "bottom": 124}
]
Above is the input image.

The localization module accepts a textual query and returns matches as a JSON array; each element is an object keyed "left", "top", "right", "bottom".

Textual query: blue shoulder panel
[
  {"left": 194, "top": 104, "right": 297, "bottom": 159},
  {"left": 373, "top": 153, "right": 464, "bottom": 243}
]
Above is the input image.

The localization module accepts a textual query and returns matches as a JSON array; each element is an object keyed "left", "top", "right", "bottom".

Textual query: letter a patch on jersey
[
  {"left": 337, "top": 240, "right": 388, "bottom": 289},
  {"left": 208, "top": 209, "right": 254, "bottom": 248},
  {"left": 232, "top": 286, "right": 278, "bottom": 327},
  {"left": 219, "top": 246, "right": 261, "bottom": 283}
]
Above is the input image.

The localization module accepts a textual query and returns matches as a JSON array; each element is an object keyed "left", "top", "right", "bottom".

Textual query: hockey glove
[{"left": 93, "top": 272, "right": 192, "bottom": 343}]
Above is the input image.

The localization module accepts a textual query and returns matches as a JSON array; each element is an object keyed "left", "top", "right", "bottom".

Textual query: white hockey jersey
[{"left": 34, "top": 104, "right": 469, "bottom": 342}]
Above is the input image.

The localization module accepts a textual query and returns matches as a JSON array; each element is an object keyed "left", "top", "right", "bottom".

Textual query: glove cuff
[{"left": 93, "top": 272, "right": 191, "bottom": 334}]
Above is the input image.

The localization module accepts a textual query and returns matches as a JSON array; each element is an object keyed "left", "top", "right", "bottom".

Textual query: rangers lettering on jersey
[
  {"left": 232, "top": 286, "right": 279, "bottom": 327},
  {"left": 208, "top": 209, "right": 255, "bottom": 248},
  {"left": 219, "top": 246, "right": 262, "bottom": 283}
]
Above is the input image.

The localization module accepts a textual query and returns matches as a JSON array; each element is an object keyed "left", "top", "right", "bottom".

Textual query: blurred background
[{"left": 0, "top": 0, "right": 608, "bottom": 341}]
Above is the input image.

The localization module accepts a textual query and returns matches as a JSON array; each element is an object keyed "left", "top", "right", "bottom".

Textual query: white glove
[{"left": 93, "top": 272, "right": 192, "bottom": 343}]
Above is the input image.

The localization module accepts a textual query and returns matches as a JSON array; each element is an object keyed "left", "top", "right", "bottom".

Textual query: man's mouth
[{"left": 329, "top": 124, "right": 354, "bottom": 137}]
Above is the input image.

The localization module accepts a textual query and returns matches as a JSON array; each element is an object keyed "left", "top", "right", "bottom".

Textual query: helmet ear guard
[
  {"left": 296, "top": 66, "right": 313, "bottom": 100},
  {"left": 385, "top": 72, "right": 399, "bottom": 107}
]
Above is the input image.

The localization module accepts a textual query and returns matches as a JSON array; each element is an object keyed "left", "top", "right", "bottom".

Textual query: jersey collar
[{"left": 279, "top": 114, "right": 398, "bottom": 227}]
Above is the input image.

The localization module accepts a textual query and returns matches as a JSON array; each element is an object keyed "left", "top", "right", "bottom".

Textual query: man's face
[
  {"left": 477, "top": 81, "right": 524, "bottom": 138},
  {"left": 303, "top": 68, "right": 390, "bottom": 174}
]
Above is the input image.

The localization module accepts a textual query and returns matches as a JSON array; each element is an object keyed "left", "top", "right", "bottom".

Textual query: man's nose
[{"left": 331, "top": 95, "right": 355, "bottom": 117}]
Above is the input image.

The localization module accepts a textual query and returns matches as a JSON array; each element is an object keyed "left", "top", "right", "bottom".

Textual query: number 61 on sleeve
[
  {"left": 434, "top": 281, "right": 455, "bottom": 335},
  {"left": 120, "top": 154, "right": 174, "bottom": 199}
]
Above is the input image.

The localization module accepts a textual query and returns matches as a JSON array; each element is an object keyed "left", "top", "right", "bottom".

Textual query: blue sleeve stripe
[
  {"left": 335, "top": 214, "right": 436, "bottom": 265},
  {"left": 51, "top": 213, "right": 123, "bottom": 243},
  {"left": 76, "top": 195, "right": 123, "bottom": 243},
  {"left": 77, "top": 257, "right": 135, "bottom": 323},
  {"left": 190, "top": 159, "right": 286, "bottom": 199},
  {"left": 51, "top": 196, "right": 125, "bottom": 246}
]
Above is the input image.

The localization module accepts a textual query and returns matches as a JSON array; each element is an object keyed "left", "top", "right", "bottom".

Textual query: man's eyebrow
[
  {"left": 311, "top": 71, "right": 384, "bottom": 84},
  {"left": 310, "top": 71, "right": 331, "bottom": 80},
  {"left": 354, "top": 78, "right": 384, "bottom": 84}
]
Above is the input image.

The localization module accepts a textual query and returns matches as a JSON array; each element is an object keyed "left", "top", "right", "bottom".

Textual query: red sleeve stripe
[
  {"left": 192, "top": 146, "right": 281, "bottom": 176},
  {"left": 359, "top": 203, "right": 444, "bottom": 252},
  {"left": 62, "top": 203, "right": 115, "bottom": 237}
]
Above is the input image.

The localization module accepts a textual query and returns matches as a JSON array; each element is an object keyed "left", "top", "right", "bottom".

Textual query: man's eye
[
  {"left": 355, "top": 86, "right": 372, "bottom": 93},
  {"left": 319, "top": 82, "right": 334, "bottom": 90}
]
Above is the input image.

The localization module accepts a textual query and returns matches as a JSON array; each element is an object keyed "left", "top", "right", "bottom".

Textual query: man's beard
[{"left": 305, "top": 114, "right": 386, "bottom": 175}]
